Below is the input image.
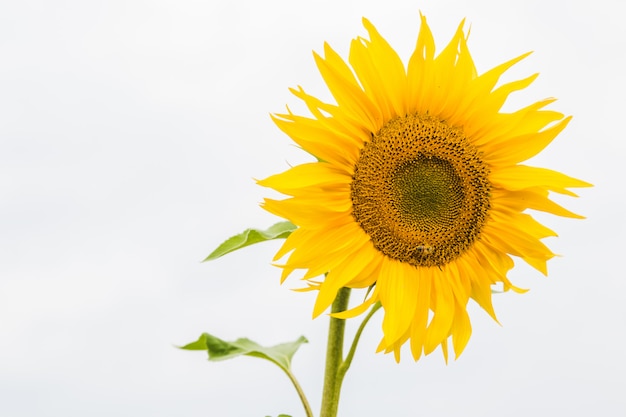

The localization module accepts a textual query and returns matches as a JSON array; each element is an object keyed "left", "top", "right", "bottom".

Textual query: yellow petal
[
  {"left": 451, "top": 305, "right": 472, "bottom": 359},
  {"left": 379, "top": 259, "right": 420, "bottom": 345},
  {"left": 409, "top": 267, "right": 432, "bottom": 361},
  {"left": 490, "top": 165, "right": 592, "bottom": 195},
  {"left": 424, "top": 272, "right": 455, "bottom": 354},
  {"left": 486, "top": 116, "right": 572, "bottom": 164}
]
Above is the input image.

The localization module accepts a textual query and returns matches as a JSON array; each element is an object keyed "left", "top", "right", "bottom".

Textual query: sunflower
[{"left": 258, "top": 15, "right": 590, "bottom": 362}]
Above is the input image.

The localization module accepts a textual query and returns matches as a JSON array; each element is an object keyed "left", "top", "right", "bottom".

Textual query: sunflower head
[{"left": 259, "top": 14, "right": 591, "bottom": 362}]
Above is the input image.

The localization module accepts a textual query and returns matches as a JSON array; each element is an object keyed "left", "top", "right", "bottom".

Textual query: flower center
[{"left": 350, "top": 114, "right": 491, "bottom": 267}]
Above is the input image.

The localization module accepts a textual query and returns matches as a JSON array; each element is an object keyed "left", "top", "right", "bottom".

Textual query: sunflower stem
[
  {"left": 320, "top": 287, "right": 351, "bottom": 417},
  {"left": 336, "top": 301, "right": 382, "bottom": 384}
]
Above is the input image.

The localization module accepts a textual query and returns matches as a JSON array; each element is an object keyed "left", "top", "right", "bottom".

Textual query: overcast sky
[{"left": 1, "top": 0, "right": 624, "bottom": 416}]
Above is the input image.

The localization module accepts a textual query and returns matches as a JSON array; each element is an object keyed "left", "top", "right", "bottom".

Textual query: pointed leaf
[
  {"left": 203, "top": 221, "right": 296, "bottom": 261},
  {"left": 179, "top": 334, "right": 213, "bottom": 351},
  {"left": 180, "top": 333, "right": 308, "bottom": 372}
]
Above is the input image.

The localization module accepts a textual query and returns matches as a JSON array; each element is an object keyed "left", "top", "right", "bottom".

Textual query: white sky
[{"left": 1, "top": 0, "right": 624, "bottom": 416}]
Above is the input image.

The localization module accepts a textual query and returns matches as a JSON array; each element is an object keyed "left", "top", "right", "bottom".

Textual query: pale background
[{"left": 1, "top": 0, "right": 624, "bottom": 416}]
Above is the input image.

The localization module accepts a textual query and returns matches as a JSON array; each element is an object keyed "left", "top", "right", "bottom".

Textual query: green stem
[
  {"left": 336, "top": 302, "right": 382, "bottom": 385},
  {"left": 283, "top": 368, "right": 314, "bottom": 417},
  {"left": 319, "top": 287, "right": 351, "bottom": 417}
]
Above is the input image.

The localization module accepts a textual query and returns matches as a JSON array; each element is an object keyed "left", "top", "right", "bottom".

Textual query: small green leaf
[
  {"left": 179, "top": 334, "right": 211, "bottom": 351},
  {"left": 180, "top": 333, "right": 308, "bottom": 372},
  {"left": 204, "top": 221, "right": 296, "bottom": 261}
]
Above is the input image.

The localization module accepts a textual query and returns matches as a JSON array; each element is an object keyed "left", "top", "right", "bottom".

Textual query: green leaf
[
  {"left": 180, "top": 333, "right": 308, "bottom": 372},
  {"left": 203, "top": 221, "right": 297, "bottom": 261}
]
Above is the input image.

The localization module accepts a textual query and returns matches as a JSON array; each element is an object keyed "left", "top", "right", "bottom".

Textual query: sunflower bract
[{"left": 258, "top": 14, "right": 591, "bottom": 362}]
